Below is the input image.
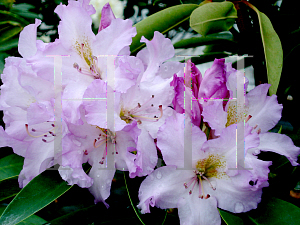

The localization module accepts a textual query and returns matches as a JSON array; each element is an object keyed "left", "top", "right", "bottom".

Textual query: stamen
[
  {"left": 184, "top": 177, "right": 196, "bottom": 189},
  {"left": 199, "top": 177, "right": 208, "bottom": 199},
  {"left": 189, "top": 179, "right": 197, "bottom": 195},
  {"left": 25, "top": 124, "right": 55, "bottom": 138},
  {"left": 93, "top": 139, "right": 106, "bottom": 148},
  {"left": 201, "top": 175, "right": 216, "bottom": 190},
  {"left": 257, "top": 128, "right": 261, "bottom": 134},
  {"left": 245, "top": 115, "right": 252, "bottom": 123},
  {"left": 131, "top": 105, "right": 163, "bottom": 121}
]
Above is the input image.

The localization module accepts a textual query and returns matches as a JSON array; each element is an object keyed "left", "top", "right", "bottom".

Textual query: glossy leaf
[
  {"left": 0, "top": 178, "right": 20, "bottom": 202},
  {"left": 0, "top": 169, "right": 72, "bottom": 225},
  {"left": 47, "top": 205, "right": 96, "bottom": 225},
  {"left": 0, "top": 10, "right": 29, "bottom": 26},
  {"left": 245, "top": 2, "right": 283, "bottom": 95},
  {"left": 10, "top": 3, "right": 42, "bottom": 20},
  {"left": 247, "top": 197, "right": 300, "bottom": 224},
  {"left": 0, "top": 206, "right": 47, "bottom": 225},
  {"left": 0, "top": 154, "right": 24, "bottom": 181},
  {"left": 190, "top": 2, "right": 237, "bottom": 36},
  {"left": 0, "top": 26, "right": 23, "bottom": 42},
  {"left": 0, "top": 52, "right": 9, "bottom": 74},
  {"left": 189, "top": 52, "right": 232, "bottom": 65},
  {"left": 130, "top": 4, "right": 199, "bottom": 54},
  {"left": 0, "top": 38, "right": 18, "bottom": 51},
  {"left": 219, "top": 209, "right": 243, "bottom": 225},
  {"left": 173, "top": 33, "right": 235, "bottom": 49}
]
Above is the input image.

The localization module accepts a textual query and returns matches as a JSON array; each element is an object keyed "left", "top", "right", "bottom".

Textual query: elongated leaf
[
  {"left": 190, "top": 2, "right": 237, "bottom": 36},
  {"left": 219, "top": 209, "right": 243, "bottom": 225},
  {"left": 47, "top": 205, "right": 96, "bottom": 225},
  {"left": 130, "top": 4, "right": 199, "bottom": 54},
  {"left": 173, "top": 34, "right": 236, "bottom": 49},
  {"left": 189, "top": 52, "right": 232, "bottom": 65},
  {"left": 0, "top": 10, "right": 29, "bottom": 26},
  {"left": 0, "top": 38, "right": 18, "bottom": 51},
  {"left": 0, "top": 52, "right": 9, "bottom": 74},
  {"left": 0, "top": 154, "right": 24, "bottom": 181},
  {"left": 247, "top": 197, "right": 300, "bottom": 224},
  {"left": 0, "top": 169, "right": 72, "bottom": 225},
  {"left": 0, "top": 206, "right": 47, "bottom": 225},
  {"left": 0, "top": 26, "right": 23, "bottom": 42},
  {"left": 0, "top": 178, "right": 20, "bottom": 202},
  {"left": 245, "top": 3, "right": 283, "bottom": 95}
]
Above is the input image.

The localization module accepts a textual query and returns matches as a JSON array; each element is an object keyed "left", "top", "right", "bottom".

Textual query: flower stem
[{"left": 123, "top": 172, "right": 146, "bottom": 225}]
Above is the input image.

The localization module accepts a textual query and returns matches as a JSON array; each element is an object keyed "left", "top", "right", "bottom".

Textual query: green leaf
[
  {"left": 0, "top": 169, "right": 72, "bottom": 225},
  {"left": 190, "top": 1, "right": 237, "bottom": 36},
  {"left": 0, "top": 154, "right": 24, "bottom": 181},
  {"left": 0, "top": 206, "right": 47, "bottom": 225},
  {"left": 0, "top": 178, "right": 20, "bottom": 202},
  {"left": 218, "top": 209, "right": 243, "bottom": 225},
  {"left": 173, "top": 33, "right": 235, "bottom": 49},
  {"left": 47, "top": 205, "right": 96, "bottom": 225},
  {"left": 0, "top": 52, "right": 9, "bottom": 74},
  {"left": 188, "top": 52, "right": 232, "bottom": 65},
  {"left": 130, "top": 4, "right": 199, "bottom": 54},
  {"left": 0, "top": 38, "right": 18, "bottom": 51},
  {"left": 0, "top": 25, "right": 23, "bottom": 42},
  {"left": 245, "top": 3, "right": 283, "bottom": 95},
  {"left": 0, "top": 10, "right": 29, "bottom": 26},
  {"left": 247, "top": 197, "right": 300, "bottom": 224}
]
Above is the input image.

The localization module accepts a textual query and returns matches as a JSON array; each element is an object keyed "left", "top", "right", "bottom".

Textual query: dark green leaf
[
  {"left": 247, "top": 197, "right": 300, "bottom": 225},
  {"left": 0, "top": 38, "right": 18, "bottom": 51},
  {"left": 130, "top": 4, "right": 199, "bottom": 54},
  {"left": 0, "top": 52, "right": 9, "bottom": 74},
  {"left": 188, "top": 52, "right": 232, "bottom": 65},
  {"left": 0, "top": 154, "right": 24, "bottom": 181},
  {"left": 219, "top": 209, "right": 243, "bottom": 225},
  {"left": 47, "top": 205, "right": 96, "bottom": 225},
  {"left": 0, "top": 205, "right": 47, "bottom": 225},
  {"left": 0, "top": 26, "right": 23, "bottom": 42},
  {"left": 0, "top": 10, "right": 29, "bottom": 26},
  {"left": 0, "top": 169, "right": 72, "bottom": 225},
  {"left": 11, "top": 3, "right": 35, "bottom": 11},
  {"left": 190, "top": 2, "right": 237, "bottom": 36},
  {"left": 246, "top": 3, "right": 283, "bottom": 95},
  {"left": 173, "top": 33, "right": 235, "bottom": 49},
  {"left": 0, "top": 178, "right": 20, "bottom": 202}
]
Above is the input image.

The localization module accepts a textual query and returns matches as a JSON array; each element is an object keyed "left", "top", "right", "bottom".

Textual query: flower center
[
  {"left": 119, "top": 95, "right": 163, "bottom": 125},
  {"left": 73, "top": 42, "right": 102, "bottom": 79},
  {"left": 183, "top": 154, "right": 227, "bottom": 199},
  {"left": 225, "top": 101, "right": 248, "bottom": 127},
  {"left": 93, "top": 127, "right": 117, "bottom": 164}
]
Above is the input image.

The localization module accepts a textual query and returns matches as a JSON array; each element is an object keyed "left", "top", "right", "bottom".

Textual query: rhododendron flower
[
  {"left": 54, "top": 1, "right": 138, "bottom": 124},
  {"left": 138, "top": 113, "right": 300, "bottom": 225},
  {"left": 0, "top": 56, "right": 65, "bottom": 188},
  {"left": 58, "top": 108, "right": 140, "bottom": 205},
  {"left": 171, "top": 58, "right": 233, "bottom": 127}
]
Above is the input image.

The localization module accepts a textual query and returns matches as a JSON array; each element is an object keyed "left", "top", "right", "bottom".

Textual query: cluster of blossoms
[{"left": 0, "top": 1, "right": 299, "bottom": 224}]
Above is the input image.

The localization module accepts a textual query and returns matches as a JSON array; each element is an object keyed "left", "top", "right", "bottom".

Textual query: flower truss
[{"left": 0, "top": 1, "right": 299, "bottom": 224}]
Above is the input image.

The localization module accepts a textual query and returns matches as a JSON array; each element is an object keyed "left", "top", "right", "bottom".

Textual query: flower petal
[
  {"left": 255, "top": 132, "right": 300, "bottom": 166},
  {"left": 247, "top": 84, "right": 283, "bottom": 133},
  {"left": 98, "top": 3, "right": 116, "bottom": 32},
  {"left": 18, "top": 19, "right": 41, "bottom": 58},
  {"left": 140, "top": 31, "right": 175, "bottom": 82},
  {"left": 178, "top": 195, "right": 221, "bottom": 225},
  {"left": 137, "top": 166, "right": 193, "bottom": 213}
]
